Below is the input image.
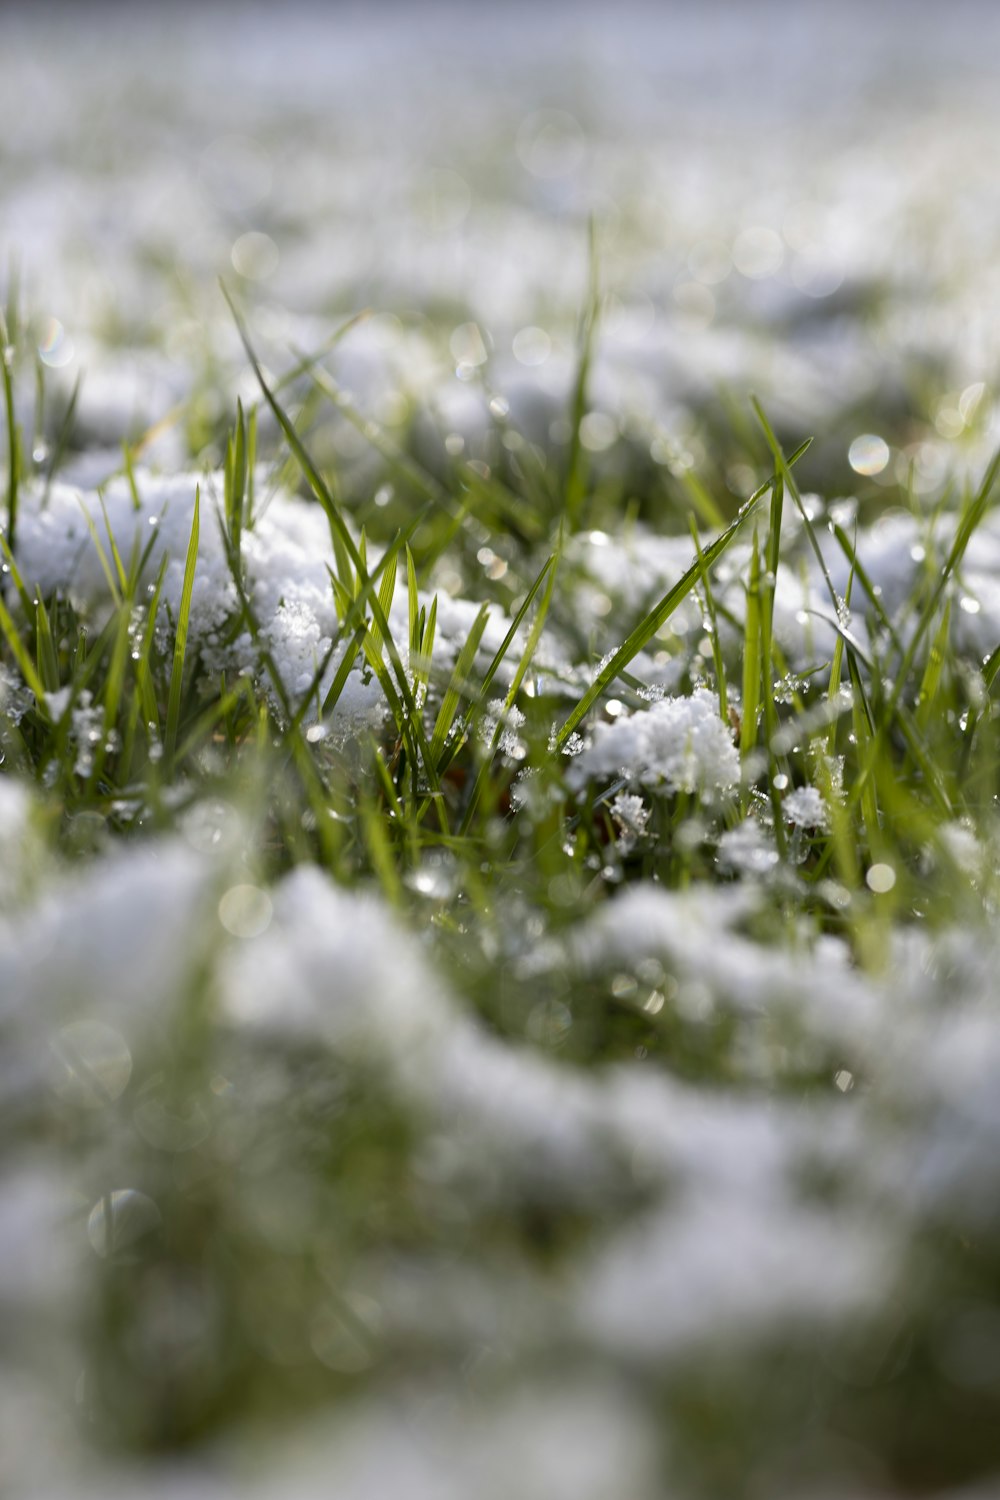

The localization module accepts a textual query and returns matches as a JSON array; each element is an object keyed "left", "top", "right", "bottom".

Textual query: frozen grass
[
  {"left": 5, "top": 265, "right": 1000, "bottom": 1499},
  {"left": 6, "top": 6, "right": 1000, "bottom": 1499}
]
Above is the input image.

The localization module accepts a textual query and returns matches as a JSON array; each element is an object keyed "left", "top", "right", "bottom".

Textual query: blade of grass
[
  {"left": 164, "top": 486, "right": 200, "bottom": 763},
  {"left": 741, "top": 528, "right": 762, "bottom": 763},
  {"left": 0, "top": 307, "right": 20, "bottom": 554},
  {"left": 564, "top": 217, "right": 601, "bottom": 531},
  {"left": 459, "top": 549, "right": 560, "bottom": 834},
  {"left": 43, "top": 369, "right": 82, "bottom": 500},
  {"left": 33, "top": 594, "right": 59, "bottom": 693},
  {"left": 437, "top": 551, "right": 557, "bottom": 779},
  {"left": 688, "top": 516, "right": 728, "bottom": 721},
  {"left": 430, "top": 605, "right": 491, "bottom": 763},
  {"left": 915, "top": 599, "right": 951, "bottom": 731},
  {"left": 553, "top": 442, "right": 810, "bottom": 750},
  {"left": 222, "top": 281, "right": 442, "bottom": 801},
  {"left": 0, "top": 587, "right": 48, "bottom": 707}
]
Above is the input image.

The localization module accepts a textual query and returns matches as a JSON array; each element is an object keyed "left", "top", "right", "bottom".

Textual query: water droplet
[
  {"left": 516, "top": 108, "right": 584, "bottom": 179},
  {"left": 231, "top": 230, "right": 279, "bottom": 281},
  {"left": 512, "top": 325, "right": 551, "bottom": 367},
  {"left": 732, "top": 225, "right": 784, "bottom": 279},
  {"left": 526, "top": 998, "right": 573, "bottom": 1046},
  {"left": 133, "top": 1092, "right": 210, "bottom": 1153},
  {"left": 579, "top": 411, "right": 618, "bottom": 453},
  {"left": 37, "top": 317, "right": 75, "bottom": 369},
  {"left": 181, "top": 800, "right": 239, "bottom": 854},
  {"left": 218, "top": 883, "right": 272, "bottom": 938},
  {"left": 848, "top": 434, "right": 890, "bottom": 476},
  {"left": 87, "top": 1190, "right": 161, "bottom": 1259},
  {"left": 50, "top": 1021, "right": 132, "bottom": 1108},
  {"left": 449, "top": 322, "right": 488, "bottom": 369}
]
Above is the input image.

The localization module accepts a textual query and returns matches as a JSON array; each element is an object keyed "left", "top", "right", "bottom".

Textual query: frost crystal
[
  {"left": 783, "top": 784, "right": 829, "bottom": 830},
  {"left": 479, "top": 698, "right": 526, "bottom": 757},
  {"left": 609, "top": 792, "right": 650, "bottom": 853}
]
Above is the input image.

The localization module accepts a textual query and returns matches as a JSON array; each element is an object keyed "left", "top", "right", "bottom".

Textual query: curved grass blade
[
  {"left": 164, "top": 485, "right": 199, "bottom": 763},
  {"left": 437, "top": 551, "right": 557, "bottom": 779},
  {"left": 459, "top": 549, "right": 560, "bottom": 834},
  {"left": 222, "top": 281, "right": 442, "bottom": 798},
  {"left": 553, "top": 444, "right": 810, "bottom": 750},
  {"left": 430, "top": 605, "right": 491, "bottom": 764}
]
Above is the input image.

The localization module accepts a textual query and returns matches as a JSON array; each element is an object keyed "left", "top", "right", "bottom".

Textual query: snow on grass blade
[
  {"left": 223, "top": 282, "right": 443, "bottom": 801},
  {"left": 553, "top": 440, "right": 811, "bottom": 749},
  {"left": 459, "top": 549, "right": 560, "bottom": 834}
]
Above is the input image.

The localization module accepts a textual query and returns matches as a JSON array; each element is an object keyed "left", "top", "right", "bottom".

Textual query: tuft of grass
[{"left": 6, "top": 267, "right": 1000, "bottom": 1500}]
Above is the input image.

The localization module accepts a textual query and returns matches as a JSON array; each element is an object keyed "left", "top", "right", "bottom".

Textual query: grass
[{"left": 4, "top": 271, "right": 1000, "bottom": 1496}]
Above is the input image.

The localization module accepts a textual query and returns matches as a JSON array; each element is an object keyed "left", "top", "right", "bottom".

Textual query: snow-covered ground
[{"left": 5, "top": 4, "right": 1000, "bottom": 1498}]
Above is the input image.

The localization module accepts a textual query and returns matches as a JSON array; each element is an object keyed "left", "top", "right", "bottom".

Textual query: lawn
[{"left": 4, "top": 5, "right": 1000, "bottom": 1498}]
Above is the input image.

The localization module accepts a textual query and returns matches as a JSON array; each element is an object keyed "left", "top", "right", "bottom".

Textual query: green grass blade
[
  {"left": 688, "top": 518, "right": 728, "bottom": 721},
  {"left": 915, "top": 600, "right": 951, "bottom": 731},
  {"left": 34, "top": 594, "right": 60, "bottom": 692},
  {"left": 554, "top": 441, "right": 810, "bottom": 750},
  {"left": 364, "top": 539, "right": 399, "bottom": 667},
  {"left": 751, "top": 398, "right": 837, "bottom": 612},
  {"left": 0, "top": 588, "right": 48, "bottom": 707},
  {"left": 321, "top": 624, "right": 368, "bottom": 717},
  {"left": 0, "top": 307, "right": 20, "bottom": 553},
  {"left": 430, "top": 605, "right": 491, "bottom": 763},
  {"left": 552, "top": 456, "right": 805, "bottom": 751},
  {"left": 43, "top": 369, "right": 82, "bottom": 499},
  {"left": 741, "top": 528, "right": 762, "bottom": 762},
  {"left": 222, "top": 281, "right": 441, "bottom": 796},
  {"left": 564, "top": 217, "right": 601, "bottom": 531},
  {"left": 459, "top": 550, "right": 560, "bottom": 834},
  {"left": 438, "top": 552, "right": 557, "bottom": 778},
  {"left": 406, "top": 544, "right": 419, "bottom": 654},
  {"left": 164, "top": 486, "right": 200, "bottom": 762}
]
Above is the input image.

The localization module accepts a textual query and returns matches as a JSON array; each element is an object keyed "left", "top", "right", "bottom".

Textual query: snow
[
  {"left": 567, "top": 689, "right": 740, "bottom": 798},
  {"left": 6, "top": 1, "right": 1000, "bottom": 1494},
  {"left": 783, "top": 783, "right": 829, "bottom": 830}
]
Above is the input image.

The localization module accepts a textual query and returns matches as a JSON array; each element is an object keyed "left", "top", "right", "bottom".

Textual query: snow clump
[
  {"left": 567, "top": 688, "right": 739, "bottom": 798},
  {"left": 783, "top": 783, "right": 829, "bottom": 830}
]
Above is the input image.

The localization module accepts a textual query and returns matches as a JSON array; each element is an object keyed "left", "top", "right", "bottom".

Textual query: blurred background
[{"left": 4, "top": 0, "right": 1000, "bottom": 503}]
